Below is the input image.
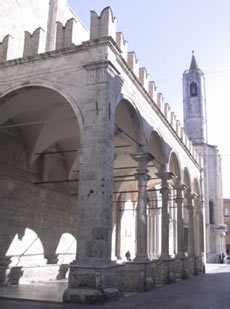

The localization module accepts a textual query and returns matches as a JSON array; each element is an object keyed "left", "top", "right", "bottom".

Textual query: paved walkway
[{"left": 1, "top": 264, "right": 230, "bottom": 308}]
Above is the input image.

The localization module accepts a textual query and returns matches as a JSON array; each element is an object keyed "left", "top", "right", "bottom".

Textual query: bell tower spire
[{"left": 183, "top": 52, "right": 207, "bottom": 144}]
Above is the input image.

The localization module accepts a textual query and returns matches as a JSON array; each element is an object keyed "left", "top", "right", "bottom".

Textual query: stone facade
[
  {"left": 0, "top": 1, "right": 207, "bottom": 304},
  {"left": 223, "top": 199, "right": 230, "bottom": 254}
]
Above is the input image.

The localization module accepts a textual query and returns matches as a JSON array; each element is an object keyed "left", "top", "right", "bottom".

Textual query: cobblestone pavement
[{"left": 1, "top": 264, "right": 230, "bottom": 309}]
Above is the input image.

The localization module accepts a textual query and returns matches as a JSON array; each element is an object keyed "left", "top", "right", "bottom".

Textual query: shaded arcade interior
[{"left": 0, "top": 87, "right": 204, "bottom": 290}]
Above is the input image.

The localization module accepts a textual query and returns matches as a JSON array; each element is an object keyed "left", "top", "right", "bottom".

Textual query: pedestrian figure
[
  {"left": 222, "top": 252, "right": 226, "bottom": 264},
  {"left": 125, "top": 250, "right": 131, "bottom": 261},
  {"left": 219, "top": 253, "right": 222, "bottom": 263}
]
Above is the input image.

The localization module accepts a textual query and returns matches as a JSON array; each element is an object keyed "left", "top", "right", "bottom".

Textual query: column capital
[
  {"left": 174, "top": 184, "right": 187, "bottom": 203},
  {"left": 185, "top": 192, "right": 198, "bottom": 201},
  {"left": 135, "top": 172, "right": 151, "bottom": 181},
  {"left": 174, "top": 183, "right": 188, "bottom": 192},
  {"left": 131, "top": 152, "right": 152, "bottom": 164},
  {"left": 156, "top": 171, "right": 174, "bottom": 182}
]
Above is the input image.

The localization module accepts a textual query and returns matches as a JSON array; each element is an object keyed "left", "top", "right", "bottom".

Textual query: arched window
[{"left": 190, "top": 82, "right": 198, "bottom": 97}]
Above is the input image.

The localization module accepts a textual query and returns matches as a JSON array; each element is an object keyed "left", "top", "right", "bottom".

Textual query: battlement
[
  {"left": 23, "top": 28, "right": 46, "bottom": 57},
  {"left": 0, "top": 35, "right": 15, "bottom": 61},
  {"left": 0, "top": 6, "right": 201, "bottom": 166},
  {"left": 56, "top": 18, "right": 84, "bottom": 49},
  {"left": 90, "top": 7, "right": 116, "bottom": 41}
]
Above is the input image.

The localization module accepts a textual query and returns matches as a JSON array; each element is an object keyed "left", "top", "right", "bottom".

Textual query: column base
[
  {"left": 63, "top": 262, "right": 125, "bottom": 304},
  {"left": 188, "top": 255, "right": 196, "bottom": 276},
  {"left": 174, "top": 255, "right": 189, "bottom": 280},
  {"left": 124, "top": 260, "right": 155, "bottom": 292},
  {"left": 156, "top": 257, "right": 175, "bottom": 285},
  {"left": 0, "top": 256, "right": 11, "bottom": 286},
  {"left": 195, "top": 254, "right": 205, "bottom": 274}
]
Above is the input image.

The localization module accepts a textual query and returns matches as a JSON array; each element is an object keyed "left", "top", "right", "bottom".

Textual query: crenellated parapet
[
  {"left": 23, "top": 28, "right": 46, "bottom": 57},
  {"left": 116, "top": 32, "right": 128, "bottom": 62},
  {"left": 56, "top": 18, "right": 88, "bottom": 49},
  {"left": 139, "top": 67, "right": 149, "bottom": 92},
  {"left": 148, "top": 81, "right": 157, "bottom": 103},
  {"left": 0, "top": 35, "right": 15, "bottom": 61},
  {"left": 128, "top": 51, "right": 139, "bottom": 77},
  {"left": 90, "top": 7, "right": 116, "bottom": 41},
  {"left": 157, "top": 93, "right": 164, "bottom": 114},
  {"left": 170, "top": 112, "right": 176, "bottom": 130},
  {"left": 164, "top": 103, "right": 171, "bottom": 122},
  {"left": 0, "top": 5, "right": 201, "bottom": 166}
]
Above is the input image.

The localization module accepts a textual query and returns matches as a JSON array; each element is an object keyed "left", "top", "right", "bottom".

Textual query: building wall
[
  {"left": 0, "top": 0, "right": 89, "bottom": 59},
  {"left": 224, "top": 199, "right": 230, "bottom": 253},
  {"left": 0, "top": 127, "right": 77, "bottom": 264}
]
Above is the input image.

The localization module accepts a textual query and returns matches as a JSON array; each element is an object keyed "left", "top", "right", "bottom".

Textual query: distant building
[{"left": 183, "top": 55, "right": 225, "bottom": 262}]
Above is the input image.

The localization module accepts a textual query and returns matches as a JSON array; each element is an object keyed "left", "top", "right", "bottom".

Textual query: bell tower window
[{"left": 190, "top": 82, "right": 197, "bottom": 97}]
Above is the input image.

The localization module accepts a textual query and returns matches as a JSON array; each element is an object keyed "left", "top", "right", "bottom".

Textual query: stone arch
[
  {"left": 168, "top": 151, "right": 182, "bottom": 256},
  {"left": 56, "top": 233, "right": 77, "bottom": 265},
  {"left": 168, "top": 151, "right": 182, "bottom": 184},
  {"left": 183, "top": 167, "right": 192, "bottom": 190},
  {"left": 6, "top": 228, "right": 46, "bottom": 267},
  {"left": 193, "top": 178, "right": 200, "bottom": 195},
  {"left": 0, "top": 83, "right": 84, "bottom": 132},
  {"left": 115, "top": 98, "right": 146, "bottom": 152},
  {"left": 113, "top": 99, "right": 146, "bottom": 262},
  {"left": 0, "top": 85, "right": 82, "bottom": 178},
  {"left": 113, "top": 97, "right": 146, "bottom": 197},
  {"left": 148, "top": 129, "right": 167, "bottom": 172}
]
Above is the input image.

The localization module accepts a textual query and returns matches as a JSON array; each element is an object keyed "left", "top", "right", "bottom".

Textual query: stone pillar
[
  {"left": 196, "top": 198, "right": 205, "bottom": 273},
  {"left": 147, "top": 209, "right": 153, "bottom": 259},
  {"left": 156, "top": 172, "right": 175, "bottom": 285},
  {"left": 115, "top": 195, "right": 122, "bottom": 260},
  {"left": 64, "top": 61, "right": 124, "bottom": 304},
  {"left": 175, "top": 185, "right": 189, "bottom": 279},
  {"left": 157, "top": 172, "right": 173, "bottom": 260},
  {"left": 132, "top": 153, "right": 151, "bottom": 261},
  {"left": 152, "top": 210, "right": 158, "bottom": 259},
  {"left": 186, "top": 193, "right": 196, "bottom": 275},
  {"left": 175, "top": 185, "right": 186, "bottom": 257},
  {"left": 124, "top": 153, "right": 155, "bottom": 292},
  {"left": 156, "top": 210, "right": 161, "bottom": 257}
]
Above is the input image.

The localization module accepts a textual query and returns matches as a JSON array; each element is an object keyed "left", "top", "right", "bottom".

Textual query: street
[{"left": 0, "top": 264, "right": 230, "bottom": 309}]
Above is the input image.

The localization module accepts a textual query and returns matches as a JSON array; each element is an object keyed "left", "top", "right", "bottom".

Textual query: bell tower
[{"left": 183, "top": 53, "right": 207, "bottom": 144}]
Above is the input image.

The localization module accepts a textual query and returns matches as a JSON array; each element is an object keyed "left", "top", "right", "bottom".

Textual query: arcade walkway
[{"left": 0, "top": 264, "right": 230, "bottom": 308}]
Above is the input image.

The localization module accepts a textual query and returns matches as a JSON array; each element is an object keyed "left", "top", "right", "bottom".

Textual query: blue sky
[{"left": 68, "top": 0, "right": 230, "bottom": 197}]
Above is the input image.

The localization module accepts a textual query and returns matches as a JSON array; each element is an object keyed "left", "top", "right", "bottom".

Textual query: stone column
[
  {"left": 156, "top": 172, "right": 175, "bottom": 285},
  {"left": 175, "top": 185, "right": 186, "bottom": 258},
  {"left": 187, "top": 193, "right": 196, "bottom": 256},
  {"left": 64, "top": 61, "right": 124, "bottom": 304},
  {"left": 115, "top": 195, "right": 122, "bottom": 260},
  {"left": 197, "top": 198, "right": 205, "bottom": 273},
  {"left": 132, "top": 153, "right": 151, "bottom": 261},
  {"left": 156, "top": 210, "right": 161, "bottom": 257},
  {"left": 186, "top": 193, "right": 196, "bottom": 275},
  {"left": 147, "top": 209, "right": 153, "bottom": 259},
  {"left": 152, "top": 210, "right": 158, "bottom": 259},
  {"left": 124, "top": 153, "right": 155, "bottom": 292},
  {"left": 175, "top": 185, "right": 189, "bottom": 279},
  {"left": 157, "top": 172, "right": 173, "bottom": 260}
]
